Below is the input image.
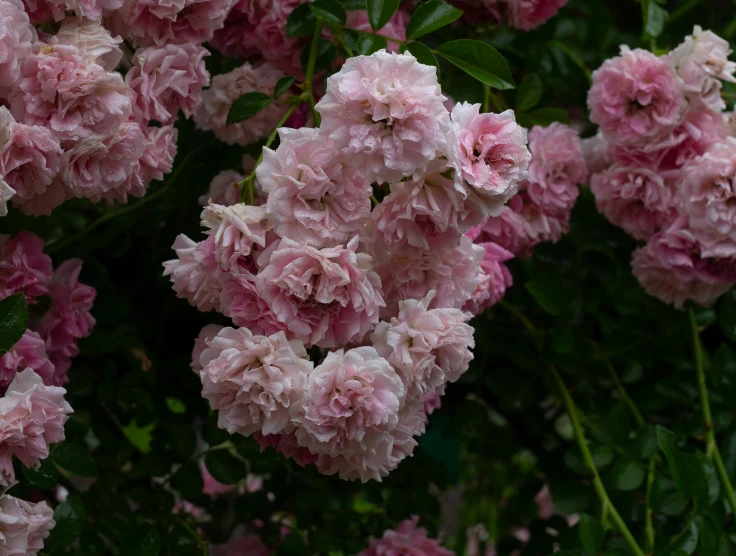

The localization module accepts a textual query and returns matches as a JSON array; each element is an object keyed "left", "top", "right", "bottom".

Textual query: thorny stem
[
  {"left": 305, "top": 21, "right": 325, "bottom": 126},
  {"left": 688, "top": 307, "right": 736, "bottom": 516}
]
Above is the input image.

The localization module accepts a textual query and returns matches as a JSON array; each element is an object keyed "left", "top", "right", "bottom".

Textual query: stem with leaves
[
  {"left": 688, "top": 306, "right": 736, "bottom": 516},
  {"left": 305, "top": 20, "right": 324, "bottom": 126}
]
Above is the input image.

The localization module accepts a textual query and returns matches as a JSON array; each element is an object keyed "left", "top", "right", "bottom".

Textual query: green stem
[
  {"left": 607, "top": 363, "right": 645, "bottom": 427},
  {"left": 498, "top": 300, "right": 539, "bottom": 338},
  {"left": 550, "top": 366, "right": 646, "bottom": 556},
  {"left": 645, "top": 457, "right": 656, "bottom": 552},
  {"left": 305, "top": 20, "right": 324, "bottom": 126},
  {"left": 47, "top": 154, "right": 191, "bottom": 254},
  {"left": 689, "top": 307, "right": 736, "bottom": 515},
  {"left": 482, "top": 85, "right": 490, "bottom": 113}
]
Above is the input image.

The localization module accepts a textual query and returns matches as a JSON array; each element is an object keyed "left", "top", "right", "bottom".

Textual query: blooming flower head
[
  {"left": 191, "top": 324, "right": 224, "bottom": 374},
  {"left": 200, "top": 327, "right": 312, "bottom": 437},
  {"left": 0, "top": 0, "right": 36, "bottom": 93},
  {"left": 0, "top": 231, "right": 53, "bottom": 302},
  {"left": 0, "top": 495, "right": 55, "bottom": 555},
  {"left": 50, "top": 18, "right": 123, "bottom": 71},
  {"left": 256, "top": 237, "right": 384, "bottom": 348},
  {"left": 163, "top": 235, "right": 223, "bottom": 312},
  {"left": 360, "top": 516, "right": 453, "bottom": 556},
  {"left": 316, "top": 50, "right": 451, "bottom": 183},
  {"left": 201, "top": 202, "right": 269, "bottom": 272},
  {"left": 588, "top": 47, "right": 687, "bottom": 146},
  {"left": 0, "top": 330, "right": 55, "bottom": 393},
  {"left": 258, "top": 127, "right": 373, "bottom": 248},
  {"left": 0, "top": 368, "right": 73, "bottom": 487},
  {"left": 463, "top": 241, "right": 514, "bottom": 315}
]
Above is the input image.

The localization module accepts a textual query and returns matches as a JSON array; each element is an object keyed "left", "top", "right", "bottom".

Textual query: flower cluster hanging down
[
  {"left": 165, "top": 50, "right": 533, "bottom": 482},
  {"left": 587, "top": 27, "right": 736, "bottom": 308}
]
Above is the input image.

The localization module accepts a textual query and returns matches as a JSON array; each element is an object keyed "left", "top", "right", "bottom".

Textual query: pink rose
[
  {"left": 200, "top": 202, "right": 269, "bottom": 272},
  {"left": 199, "top": 170, "right": 243, "bottom": 207},
  {"left": 360, "top": 516, "right": 453, "bottom": 556},
  {"left": 0, "top": 330, "right": 55, "bottom": 393},
  {"left": 0, "top": 178, "right": 14, "bottom": 217},
  {"left": 0, "top": 495, "right": 55, "bottom": 555},
  {"left": 163, "top": 235, "right": 223, "bottom": 312},
  {"left": 588, "top": 47, "right": 687, "bottom": 146},
  {"left": 50, "top": 19, "right": 123, "bottom": 71},
  {"left": 190, "top": 324, "right": 224, "bottom": 374},
  {"left": 0, "top": 0, "right": 36, "bottom": 93},
  {"left": 0, "top": 231, "right": 53, "bottom": 302},
  {"left": 463, "top": 241, "right": 514, "bottom": 315}
]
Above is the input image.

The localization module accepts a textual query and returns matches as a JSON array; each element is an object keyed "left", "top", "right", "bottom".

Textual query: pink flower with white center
[
  {"left": 60, "top": 121, "right": 146, "bottom": 203},
  {"left": 668, "top": 26, "right": 736, "bottom": 112},
  {"left": 201, "top": 202, "right": 269, "bottom": 272},
  {"left": 126, "top": 43, "right": 210, "bottom": 125},
  {"left": 0, "top": 0, "right": 36, "bottom": 94},
  {"left": 50, "top": 19, "right": 123, "bottom": 71},
  {"left": 345, "top": 9, "right": 409, "bottom": 53},
  {"left": 0, "top": 178, "right": 14, "bottom": 217},
  {"left": 0, "top": 107, "right": 62, "bottom": 205},
  {"left": 0, "top": 232, "right": 53, "bottom": 302},
  {"left": 463, "top": 241, "right": 514, "bottom": 315},
  {"left": 632, "top": 216, "right": 736, "bottom": 308},
  {"left": 194, "top": 62, "right": 288, "bottom": 147},
  {"left": 316, "top": 50, "right": 451, "bottom": 183},
  {"left": 114, "top": 0, "right": 234, "bottom": 46},
  {"left": 588, "top": 47, "right": 687, "bottom": 146},
  {"left": 200, "top": 327, "right": 312, "bottom": 437},
  {"left": 10, "top": 44, "right": 131, "bottom": 141},
  {"left": 0, "top": 330, "right": 55, "bottom": 393},
  {"left": 292, "top": 347, "right": 404, "bottom": 464},
  {"left": 450, "top": 103, "right": 530, "bottom": 211},
  {"left": 0, "top": 368, "right": 72, "bottom": 487},
  {"left": 679, "top": 136, "right": 736, "bottom": 257},
  {"left": 372, "top": 163, "right": 477, "bottom": 254},
  {"left": 0, "top": 495, "right": 55, "bottom": 556},
  {"left": 591, "top": 164, "right": 677, "bottom": 241},
  {"left": 581, "top": 133, "right": 612, "bottom": 174},
  {"left": 372, "top": 234, "right": 483, "bottom": 319},
  {"left": 199, "top": 170, "right": 243, "bottom": 207},
  {"left": 191, "top": 324, "right": 224, "bottom": 373},
  {"left": 372, "top": 291, "right": 474, "bottom": 398},
  {"left": 508, "top": 0, "right": 568, "bottom": 30},
  {"left": 360, "top": 516, "right": 453, "bottom": 556},
  {"left": 255, "top": 237, "right": 384, "bottom": 348},
  {"left": 163, "top": 235, "right": 223, "bottom": 312},
  {"left": 525, "top": 123, "right": 587, "bottom": 214},
  {"left": 258, "top": 128, "right": 373, "bottom": 248}
]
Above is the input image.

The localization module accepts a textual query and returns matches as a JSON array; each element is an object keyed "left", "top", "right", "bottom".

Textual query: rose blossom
[
  {"left": 450, "top": 103, "right": 530, "bottom": 212},
  {"left": 0, "top": 495, "right": 55, "bottom": 556},
  {"left": 525, "top": 123, "right": 588, "bottom": 214},
  {"left": 508, "top": 0, "right": 568, "bottom": 30},
  {"left": 31, "top": 0, "right": 124, "bottom": 21},
  {"left": 134, "top": 124, "right": 178, "bottom": 187},
  {"left": 581, "top": 133, "right": 612, "bottom": 174},
  {"left": 591, "top": 164, "right": 677, "bottom": 240},
  {"left": 0, "top": 368, "right": 73, "bottom": 487},
  {"left": 0, "top": 231, "right": 53, "bottom": 302},
  {"left": 10, "top": 44, "right": 131, "bottom": 141},
  {"left": 163, "top": 235, "right": 223, "bottom": 312},
  {"left": 345, "top": 9, "right": 409, "bottom": 53},
  {"left": 463, "top": 241, "right": 514, "bottom": 315},
  {"left": 632, "top": 217, "right": 736, "bottom": 308},
  {"left": 190, "top": 324, "right": 224, "bottom": 374},
  {"left": 0, "top": 330, "right": 55, "bottom": 393},
  {"left": 126, "top": 42, "right": 210, "bottom": 125},
  {"left": 291, "top": 347, "right": 405, "bottom": 471},
  {"left": 200, "top": 327, "right": 312, "bottom": 437},
  {"left": 0, "top": 107, "right": 62, "bottom": 205},
  {"left": 0, "top": 178, "right": 14, "bottom": 217},
  {"left": 255, "top": 237, "right": 384, "bottom": 348},
  {"left": 194, "top": 62, "right": 287, "bottom": 147},
  {"left": 316, "top": 50, "right": 450, "bottom": 183},
  {"left": 201, "top": 202, "right": 269, "bottom": 272},
  {"left": 0, "top": 0, "right": 36, "bottom": 93},
  {"left": 588, "top": 46, "right": 687, "bottom": 146},
  {"left": 360, "top": 516, "right": 453, "bottom": 556},
  {"left": 257, "top": 128, "right": 373, "bottom": 248},
  {"left": 50, "top": 19, "right": 123, "bottom": 71},
  {"left": 199, "top": 170, "right": 243, "bottom": 207}
]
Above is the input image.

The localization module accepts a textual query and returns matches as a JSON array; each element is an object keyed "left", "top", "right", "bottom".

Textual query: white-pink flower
[
  {"left": 0, "top": 178, "right": 14, "bottom": 217},
  {"left": 0, "top": 368, "right": 72, "bottom": 487},
  {"left": 0, "top": 330, "right": 55, "bottom": 393},
  {"left": 50, "top": 19, "right": 123, "bottom": 71},
  {"left": 463, "top": 241, "right": 514, "bottom": 315},
  {"left": 201, "top": 202, "right": 269, "bottom": 272},
  {"left": 0, "top": 495, "right": 55, "bottom": 556},
  {"left": 360, "top": 515, "right": 453, "bottom": 556},
  {"left": 194, "top": 62, "right": 287, "bottom": 147},
  {"left": 256, "top": 237, "right": 384, "bottom": 348},
  {"left": 200, "top": 327, "right": 312, "bottom": 437},
  {"left": 191, "top": 324, "right": 224, "bottom": 374},
  {"left": 163, "top": 235, "right": 223, "bottom": 312},
  {"left": 0, "top": 0, "right": 36, "bottom": 93},
  {"left": 258, "top": 128, "right": 373, "bottom": 248},
  {"left": 317, "top": 50, "right": 450, "bottom": 183},
  {"left": 0, "top": 232, "right": 53, "bottom": 303}
]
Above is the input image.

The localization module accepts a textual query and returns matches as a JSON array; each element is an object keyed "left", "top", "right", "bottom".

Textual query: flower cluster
[
  {"left": 587, "top": 28, "right": 736, "bottom": 308},
  {"left": 166, "top": 50, "right": 533, "bottom": 481},
  {"left": 0, "top": 232, "right": 96, "bottom": 389},
  {"left": 0, "top": 0, "right": 223, "bottom": 216},
  {"left": 452, "top": 0, "right": 568, "bottom": 31}
]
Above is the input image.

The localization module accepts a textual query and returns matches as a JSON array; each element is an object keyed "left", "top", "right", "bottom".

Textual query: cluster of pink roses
[
  {"left": 0, "top": 0, "right": 227, "bottom": 216},
  {"left": 165, "top": 49, "right": 541, "bottom": 482},
  {"left": 586, "top": 27, "right": 736, "bottom": 308},
  {"left": 451, "top": 0, "right": 568, "bottom": 31}
]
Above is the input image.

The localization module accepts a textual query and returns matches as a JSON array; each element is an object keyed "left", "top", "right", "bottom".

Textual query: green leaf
[
  {"left": 406, "top": 41, "right": 439, "bottom": 71},
  {"left": 662, "top": 521, "right": 698, "bottom": 556},
  {"left": 227, "top": 92, "right": 274, "bottom": 125},
  {"left": 46, "top": 496, "right": 86, "bottom": 551},
  {"left": 610, "top": 460, "right": 646, "bottom": 491},
  {"left": 720, "top": 290, "right": 736, "bottom": 341},
  {"left": 516, "top": 73, "right": 543, "bottom": 112},
  {"left": 657, "top": 426, "right": 719, "bottom": 505},
  {"left": 525, "top": 274, "right": 576, "bottom": 317},
  {"left": 405, "top": 0, "right": 463, "bottom": 40},
  {"left": 642, "top": 0, "right": 668, "bottom": 39},
  {"left": 123, "top": 420, "right": 155, "bottom": 454},
  {"left": 356, "top": 34, "right": 388, "bottom": 55},
  {"left": 550, "top": 327, "right": 574, "bottom": 354},
  {"left": 366, "top": 0, "right": 400, "bottom": 30},
  {"left": 171, "top": 461, "right": 204, "bottom": 503},
  {"left": 276, "top": 532, "right": 310, "bottom": 555},
  {"left": 204, "top": 450, "right": 245, "bottom": 485},
  {"left": 0, "top": 293, "right": 28, "bottom": 356},
  {"left": 120, "top": 524, "right": 162, "bottom": 556},
  {"left": 300, "top": 37, "right": 337, "bottom": 73},
  {"left": 274, "top": 76, "right": 296, "bottom": 99},
  {"left": 51, "top": 442, "right": 98, "bottom": 477},
  {"left": 651, "top": 477, "right": 688, "bottom": 516},
  {"left": 309, "top": 0, "right": 346, "bottom": 25},
  {"left": 578, "top": 514, "right": 604, "bottom": 554},
  {"left": 21, "top": 458, "right": 59, "bottom": 489},
  {"left": 435, "top": 39, "right": 514, "bottom": 90},
  {"left": 286, "top": 3, "right": 317, "bottom": 37},
  {"left": 340, "top": 0, "right": 365, "bottom": 8},
  {"left": 518, "top": 107, "right": 570, "bottom": 127}
]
